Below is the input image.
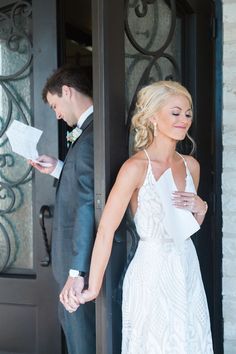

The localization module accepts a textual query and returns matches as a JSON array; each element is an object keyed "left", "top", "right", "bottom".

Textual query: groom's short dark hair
[{"left": 42, "top": 64, "right": 92, "bottom": 103}]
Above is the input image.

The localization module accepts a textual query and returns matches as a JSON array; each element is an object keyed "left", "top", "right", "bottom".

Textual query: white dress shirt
[{"left": 50, "top": 105, "right": 93, "bottom": 179}]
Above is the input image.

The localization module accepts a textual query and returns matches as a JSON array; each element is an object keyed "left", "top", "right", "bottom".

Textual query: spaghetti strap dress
[{"left": 122, "top": 150, "right": 213, "bottom": 354}]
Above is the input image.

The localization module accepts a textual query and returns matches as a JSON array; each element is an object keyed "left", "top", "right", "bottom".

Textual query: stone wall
[{"left": 222, "top": 0, "right": 236, "bottom": 352}]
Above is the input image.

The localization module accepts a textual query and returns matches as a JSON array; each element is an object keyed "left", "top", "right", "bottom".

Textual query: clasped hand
[
  {"left": 59, "top": 276, "right": 98, "bottom": 313},
  {"left": 59, "top": 276, "right": 86, "bottom": 313},
  {"left": 60, "top": 276, "right": 98, "bottom": 313}
]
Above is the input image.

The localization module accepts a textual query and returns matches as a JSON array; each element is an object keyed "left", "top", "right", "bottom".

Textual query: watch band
[{"left": 69, "top": 269, "right": 86, "bottom": 278}]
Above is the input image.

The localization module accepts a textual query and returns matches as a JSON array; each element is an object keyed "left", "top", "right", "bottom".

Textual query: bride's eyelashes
[{"left": 172, "top": 112, "right": 192, "bottom": 119}]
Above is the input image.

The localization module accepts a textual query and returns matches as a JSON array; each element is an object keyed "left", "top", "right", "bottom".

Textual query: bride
[{"left": 70, "top": 80, "right": 213, "bottom": 353}]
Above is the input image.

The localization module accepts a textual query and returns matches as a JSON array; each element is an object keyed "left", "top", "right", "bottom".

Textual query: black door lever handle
[{"left": 39, "top": 205, "right": 53, "bottom": 267}]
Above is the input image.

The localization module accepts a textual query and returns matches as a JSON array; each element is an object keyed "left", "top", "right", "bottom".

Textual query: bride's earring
[{"left": 153, "top": 122, "right": 157, "bottom": 137}]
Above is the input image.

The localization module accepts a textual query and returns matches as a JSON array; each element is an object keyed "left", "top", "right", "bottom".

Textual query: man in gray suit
[{"left": 30, "top": 65, "right": 95, "bottom": 354}]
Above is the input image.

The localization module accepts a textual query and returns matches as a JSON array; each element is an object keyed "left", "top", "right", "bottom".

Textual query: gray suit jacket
[{"left": 51, "top": 114, "right": 95, "bottom": 285}]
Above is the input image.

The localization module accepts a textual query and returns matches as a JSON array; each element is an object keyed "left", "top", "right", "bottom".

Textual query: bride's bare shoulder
[
  {"left": 124, "top": 150, "right": 147, "bottom": 169},
  {"left": 118, "top": 151, "right": 148, "bottom": 181}
]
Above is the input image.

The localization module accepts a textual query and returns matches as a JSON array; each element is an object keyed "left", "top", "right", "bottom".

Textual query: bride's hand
[
  {"left": 79, "top": 288, "right": 99, "bottom": 303},
  {"left": 172, "top": 191, "right": 207, "bottom": 215}
]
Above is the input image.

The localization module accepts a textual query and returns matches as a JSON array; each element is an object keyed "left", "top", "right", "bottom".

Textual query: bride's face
[{"left": 153, "top": 95, "right": 193, "bottom": 141}]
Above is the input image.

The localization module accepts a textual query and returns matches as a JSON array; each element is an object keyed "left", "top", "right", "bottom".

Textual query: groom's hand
[
  {"left": 28, "top": 154, "right": 57, "bottom": 174},
  {"left": 59, "top": 276, "right": 84, "bottom": 312}
]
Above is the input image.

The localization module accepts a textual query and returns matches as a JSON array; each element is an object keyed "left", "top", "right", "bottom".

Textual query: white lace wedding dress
[{"left": 122, "top": 150, "right": 213, "bottom": 354}]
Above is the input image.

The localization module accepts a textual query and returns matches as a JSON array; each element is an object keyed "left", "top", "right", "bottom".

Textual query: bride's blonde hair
[{"left": 132, "top": 80, "right": 193, "bottom": 151}]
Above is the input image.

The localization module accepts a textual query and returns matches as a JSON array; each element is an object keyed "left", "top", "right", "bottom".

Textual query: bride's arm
[{"left": 81, "top": 159, "right": 142, "bottom": 301}]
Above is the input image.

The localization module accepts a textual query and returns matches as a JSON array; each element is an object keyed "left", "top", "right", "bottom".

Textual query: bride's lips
[{"left": 174, "top": 125, "right": 188, "bottom": 129}]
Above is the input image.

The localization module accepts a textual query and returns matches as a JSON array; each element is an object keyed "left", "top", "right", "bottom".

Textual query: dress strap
[
  {"left": 143, "top": 149, "right": 151, "bottom": 162},
  {"left": 176, "top": 151, "right": 191, "bottom": 178},
  {"left": 176, "top": 151, "right": 187, "bottom": 167}
]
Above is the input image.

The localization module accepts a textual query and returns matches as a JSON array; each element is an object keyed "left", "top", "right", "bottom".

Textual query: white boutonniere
[{"left": 66, "top": 127, "right": 82, "bottom": 143}]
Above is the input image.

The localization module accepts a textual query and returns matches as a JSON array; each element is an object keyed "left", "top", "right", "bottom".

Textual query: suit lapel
[
  {"left": 57, "top": 113, "right": 93, "bottom": 185},
  {"left": 80, "top": 113, "right": 93, "bottom": 131}
]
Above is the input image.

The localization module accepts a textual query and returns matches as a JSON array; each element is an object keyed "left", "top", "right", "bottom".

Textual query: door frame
[
  {"left": 92, "top": 1, "right": 126, "bottom": 353},
  {"left": 212, "top": 0, "right": 223, "bottom": 352},
  {"left": 33, "top": 0, "right": 62, "bottom": 351},
  {"left": 92, "top": 0, "right": 223, "bottom": 352}
]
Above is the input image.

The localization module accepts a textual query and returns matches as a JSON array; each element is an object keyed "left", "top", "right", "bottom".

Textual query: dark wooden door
[
  {"left": 0, "top": 1, "right": 61, "bottom": 353},
  {"left": 92, "top": 0, "right": 222, "bottom": 353}
]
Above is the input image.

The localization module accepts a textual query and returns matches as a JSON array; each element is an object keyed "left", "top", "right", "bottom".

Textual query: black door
[
  {"left": 0, "top": 1, "right": 61, "bottom": 353},
  {"left": 0, "top": 1, "right": 221, "bottom": 353},
  {"left": 92, "top": 0, "right": 222, "bottom": 353}
]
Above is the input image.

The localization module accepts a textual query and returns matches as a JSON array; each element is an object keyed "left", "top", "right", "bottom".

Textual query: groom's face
[{"left": 46, "top": 89, "right": 77, "bottom": 127}]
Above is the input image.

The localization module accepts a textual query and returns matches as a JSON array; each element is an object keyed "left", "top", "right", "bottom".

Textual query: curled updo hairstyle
[{"left": 132, "top": 80, "right": 193, "bottom": 151}]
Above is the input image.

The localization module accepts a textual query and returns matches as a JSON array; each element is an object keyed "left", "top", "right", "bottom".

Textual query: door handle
[{"left": 39, "top": 205, "right": 53, "bottom": 267}]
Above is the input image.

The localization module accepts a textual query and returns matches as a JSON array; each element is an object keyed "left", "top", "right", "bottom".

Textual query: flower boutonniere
[{"left": 66, "top": 127, "right": 82, "bottom": 143}]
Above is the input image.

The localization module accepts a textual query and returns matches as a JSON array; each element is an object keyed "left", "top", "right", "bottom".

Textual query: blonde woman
[{"left": 73, "top": 81, "right": 213, "bottom": 353}]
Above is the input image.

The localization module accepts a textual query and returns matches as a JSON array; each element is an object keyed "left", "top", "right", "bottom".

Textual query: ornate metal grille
[
  {"left": 0, "top": 0, "right": 33, "bottom": 273},
  {"left": 125, "top": 0, "right": 181, "bottom": 130},
  {"left": 124, "top": 0, "right": 182, "bottom": 265}
]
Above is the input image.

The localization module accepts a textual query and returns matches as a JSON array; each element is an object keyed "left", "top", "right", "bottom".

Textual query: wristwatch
[{"left": 69, "top": 269, "right": 86, "bottom": 278}]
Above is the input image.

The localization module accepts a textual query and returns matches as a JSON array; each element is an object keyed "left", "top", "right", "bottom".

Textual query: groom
[{"left": 30, "top": 65, "right": 95, "bottom": 354}]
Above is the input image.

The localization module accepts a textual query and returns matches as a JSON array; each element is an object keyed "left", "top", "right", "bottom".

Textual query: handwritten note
[{"left": 6, "top": 120, "right": 52, "bottom": 167}]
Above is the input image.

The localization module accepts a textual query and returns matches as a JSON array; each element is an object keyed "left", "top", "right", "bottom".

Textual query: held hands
[
  {"left": 172, "top": 191, "right": 207, "bottom": 216},
  {"left": 59, "top": 276, "right": 85, "bottom": 313},
  {"left": 80, "top": 288, "right": 98, "bottom": 303},
  {"left": 60, "top": 277, "right": 98, "bottom": 313},
  {"left": 28, "top": 155, "right": 57, "bottom": 174}
]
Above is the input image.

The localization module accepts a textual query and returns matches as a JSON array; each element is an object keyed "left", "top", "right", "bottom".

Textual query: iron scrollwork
[
  {"left": 125, "top": 0, "right": 179, "bottom": 128},
  {"left": 135, "top": 0, "right": 156, "bottom": 17},
  {"left": 0, "top": 0, "right": 33, "bottom": 272}
]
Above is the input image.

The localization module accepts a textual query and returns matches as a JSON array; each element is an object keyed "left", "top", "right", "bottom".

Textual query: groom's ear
[{"left": 62, "top": 85, "right": 72, "bottom": 99}]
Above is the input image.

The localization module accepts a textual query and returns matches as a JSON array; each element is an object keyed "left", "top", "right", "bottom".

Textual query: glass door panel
[
  {"left": 0, "top": 0, "right": 33, "bottom": 274},
  {"left": 0, "top": 1, "right": 61, "bottom": 352}
]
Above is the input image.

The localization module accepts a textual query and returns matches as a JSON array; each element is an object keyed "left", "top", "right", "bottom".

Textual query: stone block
[
  {"left": 224, "top": 340, "right": 236, "bottom": 354},
  {"left": 223, "top": 296, "right": 236, "bottom": 322},
  {"left": 223, "top": 232, "right": 236, "bottom": 240},
  {"left": 222, "top": 192, "right": 236, "bottom": 212},
  {"left": 223, "top": 3, "right": 236, "bottom": 24},
  {"left": 223, "top": 258, "right": 236, "bottom": 277},
  {"left": 222, "top": 147, "right": 236, "bottom": 169},
  {"left": 223, "top": 0, "right": 236, "bottom": 3},
  {"left": 222, "top": 125, "right": 236, "bottom": 145},
  {"left": 224, "top": 23, "right": 236, "bottom": 43},
  {"left": 223, "top": 277, "right": 236, "bottom": 296},
  {"left": 223, "top": 84, "right": 236, "bottom": 109},
  {"left": 223, "top": 43, "right": 236, "bottom": 66},
  {"left": 223, "top": 65, "right": 236, "bottom": 84},
  {"left": 223, "top": 238, "right": 236, "bottom": 258},
  {"left": 222, "top": 109, "right": 236, "bottom": 126},
  {"left": 224, "top": 321, "right": 236, "bottom": 341},
  {"left": 222, "top": 170, "right": 236, "bottom": 192}
]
